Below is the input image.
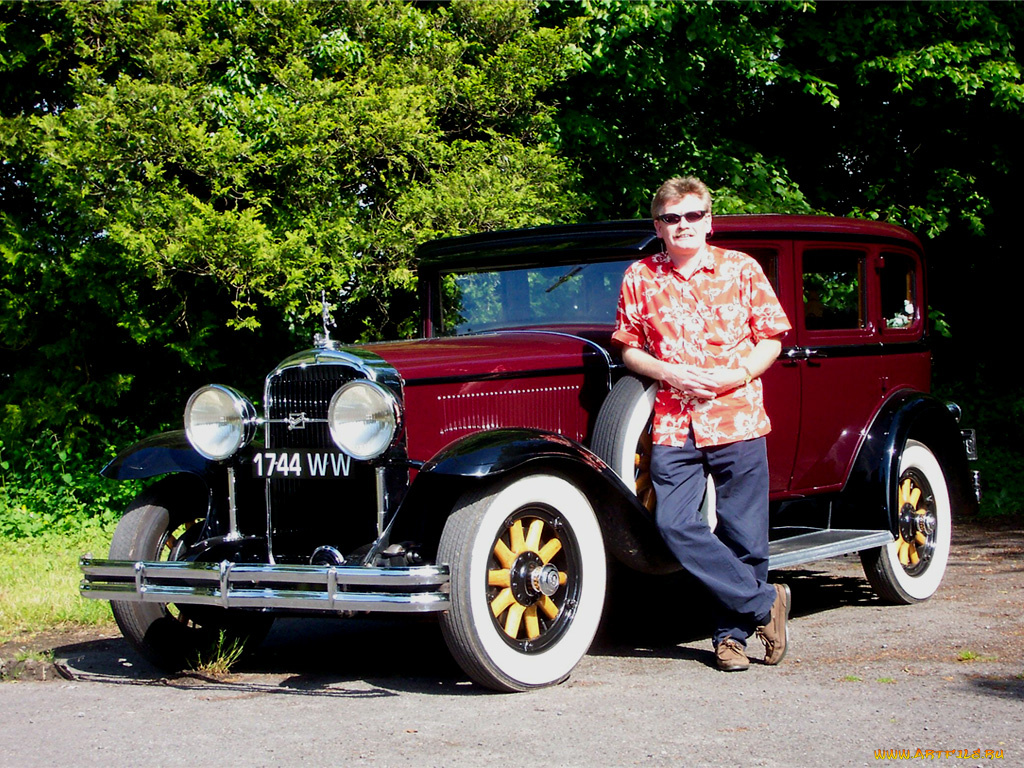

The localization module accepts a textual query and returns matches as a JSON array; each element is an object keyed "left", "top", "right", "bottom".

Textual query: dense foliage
[
  {"left": 1, "top": 0, "right": 582, "bottom": 443},
  {"left": 2, "top": 0, "right": 1022, "bottom": 526}
]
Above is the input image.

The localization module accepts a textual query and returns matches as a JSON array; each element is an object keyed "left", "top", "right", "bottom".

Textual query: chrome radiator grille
[
  {"left": 266, "top": 364, "right": 350, "bottom": 449},
  {"left": 264, "top": 363, "right": 377, "bottom": 563}
]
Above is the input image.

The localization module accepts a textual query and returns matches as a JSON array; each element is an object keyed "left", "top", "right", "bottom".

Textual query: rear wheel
[
  {"left": 109, "top": 476, "right": 273, "bottom": 671},
  {"left": 438, "top": 473, "right": 606, "bottom": 691},
  {"left": 860, "top": 440, "right": 952, "bottom": 603}
]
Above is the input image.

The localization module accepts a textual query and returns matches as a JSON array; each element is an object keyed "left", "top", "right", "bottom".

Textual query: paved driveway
[{"left": 1, "top": 521, "right": 1020, "bottom": 767}]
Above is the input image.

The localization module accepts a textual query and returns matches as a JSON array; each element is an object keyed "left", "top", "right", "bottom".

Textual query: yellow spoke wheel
[
  {"left": 895, "top": 472, "right": 936, "bottom": 575},
  {"left": 438, "top": 473, "right": 607, "bottom": 692},
  {"left": 634, "top": 425, "right": 656, "bottom": 511},
  {"left": 861, "top": 440, "right": 951, "bottom": 604},
  {"left": 487, "top": 516, "right": 568, "bottom": 643}
]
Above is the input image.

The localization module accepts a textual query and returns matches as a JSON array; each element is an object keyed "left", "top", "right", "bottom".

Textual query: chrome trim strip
[
  {"left": 80, "top": 584, "right": 449, "bottom": 613},
  {"left": 226, "top": 467, "right": 241, "bottom": 541},
  {"left": 375, "top": 466, "right": 387, "bottom": 537},
  {"left": 219, "top": 560, "right": 232, "bottom": 608},
  {"left": 80, "top": 558, "right": 450, "bottom": 613},
  {"left": 403, "top": 365, "right": 589, "bottom": 388},
  {"left": 268, "top": 347, "right": 405, "bottom": 389}
]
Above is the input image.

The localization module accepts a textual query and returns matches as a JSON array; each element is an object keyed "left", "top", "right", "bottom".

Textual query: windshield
[{"left": 441, "top": 258, "right": 636, "bottom": 335}]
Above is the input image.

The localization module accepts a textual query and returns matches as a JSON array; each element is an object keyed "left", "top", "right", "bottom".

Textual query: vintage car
[{"left": 81, "top": 215, "right": 978, "bottom": 691}]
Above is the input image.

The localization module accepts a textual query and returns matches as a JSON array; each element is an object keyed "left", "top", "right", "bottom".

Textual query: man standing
[{"left": 612, "top": 176, "right": 792, "bottom": 671}]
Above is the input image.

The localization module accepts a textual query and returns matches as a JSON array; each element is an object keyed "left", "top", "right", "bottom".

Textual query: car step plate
[{"left": 768, "top": 529, "right": 894, "bottom": 570}]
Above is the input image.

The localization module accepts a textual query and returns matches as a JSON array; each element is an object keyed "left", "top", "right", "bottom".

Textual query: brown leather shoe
[
  {"left": 756, "top": 583, "right": 791, "bottom": 665},
  {"left": 715, "top": 637, "right": 750, "bottom": 672}
]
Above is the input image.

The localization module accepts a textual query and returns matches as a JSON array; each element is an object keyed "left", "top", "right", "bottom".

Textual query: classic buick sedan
[{"left": 81, "top": 216, "right": 978, "bottom": 691}]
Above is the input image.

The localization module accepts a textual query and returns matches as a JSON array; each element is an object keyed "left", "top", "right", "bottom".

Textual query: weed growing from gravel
[
  {"left": 190, "top": 631, "right": 246, "bottom": 678},
  {"left": 956, "top": 650, "right": 997, "bottom": 662},
  {"left": 15, "top": 648, "right": 54, "bottom": 664}
]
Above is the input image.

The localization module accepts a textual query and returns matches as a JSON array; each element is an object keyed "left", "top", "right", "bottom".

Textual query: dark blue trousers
[{"left": 651, "top": 435, "right": 776, "bottom": 646}]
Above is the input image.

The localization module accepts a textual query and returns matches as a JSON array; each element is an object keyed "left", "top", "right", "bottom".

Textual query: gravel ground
[{"left": 1, "top": 519, "right": 1020, "bottom": 767}]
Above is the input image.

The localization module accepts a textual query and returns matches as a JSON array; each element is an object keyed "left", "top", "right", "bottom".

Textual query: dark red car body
[{"left": 82, "top": 215, "right": 977, "bottom": 691}]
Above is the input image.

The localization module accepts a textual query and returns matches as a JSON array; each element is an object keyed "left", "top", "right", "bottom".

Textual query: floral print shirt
[{"left": 612, "top": 247, "right": 792, "bottom": 448}]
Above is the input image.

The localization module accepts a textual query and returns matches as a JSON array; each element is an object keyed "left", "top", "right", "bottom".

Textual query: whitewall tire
[
  {"left": 861, "top": 440, "right": 952, "bottom": 603},
  {"left": 438, "top": 473, "right": 607, "bottom": 691}
]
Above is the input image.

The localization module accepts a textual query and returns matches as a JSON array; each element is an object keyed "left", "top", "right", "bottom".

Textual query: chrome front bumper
[{"left": 79, "top": 558, "right": 450, "bottom": 613}]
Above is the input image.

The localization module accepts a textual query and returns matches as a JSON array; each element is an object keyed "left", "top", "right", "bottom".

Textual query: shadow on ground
[
  {"left": 590, "top": 558, "right": 878, "bottom": 664},
  {"left": 51, "top": 615, "right": 476, "bottom": 696},
  {"left": 48, "top": 561, "right": 882, "bottom": 692}
]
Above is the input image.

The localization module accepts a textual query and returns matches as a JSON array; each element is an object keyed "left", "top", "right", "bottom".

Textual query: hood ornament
[{"left": 314, "top": 291, "right": 338, "bottom": 349}]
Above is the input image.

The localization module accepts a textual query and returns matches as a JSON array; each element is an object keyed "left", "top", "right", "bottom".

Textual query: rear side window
[{"left": 880, "top": 251, "right": 919, "bottom": 331}]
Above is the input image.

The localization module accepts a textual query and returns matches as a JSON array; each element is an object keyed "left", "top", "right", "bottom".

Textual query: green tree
[
  {"left": 543, "top": 0, "right": 1024, "bottom": 515},
  {"left": 540, "top": 0, "right": 822, "bottom": 217},
  {"left": 0, "top": 0, "right": 583, "bottom": 441}
]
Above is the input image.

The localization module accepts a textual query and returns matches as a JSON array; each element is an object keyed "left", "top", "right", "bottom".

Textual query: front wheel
[
  {"left": 860, "top": 440, "right": 952, "bottom": 603},
  {"left": 438, "top": 473, "right": 607, "bottom": 691},
  {"left": 109, "top": 476, "right": 273, "bottom": 671}
]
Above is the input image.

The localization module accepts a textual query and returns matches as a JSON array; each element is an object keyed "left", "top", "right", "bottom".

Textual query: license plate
[
  {"left": 960, "top": 429, "right": 977, "bottom": 460},
  {"left": 252, "top": 450, "right": 352, "bottom": 479}
]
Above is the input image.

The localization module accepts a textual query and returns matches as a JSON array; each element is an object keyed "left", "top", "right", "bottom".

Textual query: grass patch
[
  {"left": 876, "top": 677, "right": 896, "bottom": 684},
  {"left": 956, "top": 650, "right": 997, "bottom": 662},
  {"left": 841, "top": 674, "right": 862, "bottom": 682},
  {"left": 190, "top": 631, "right": 247, "bottom": 678},
  {"left": 0, "top": 520, "right": 115, "bottom": 644},
  {"left": 15, "top": 648, "right": 54, "bottom": 664}
]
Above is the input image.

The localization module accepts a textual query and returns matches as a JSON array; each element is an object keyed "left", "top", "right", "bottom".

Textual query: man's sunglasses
[{"left": 656, "top": 210, "right": 708, "bottom": 225}]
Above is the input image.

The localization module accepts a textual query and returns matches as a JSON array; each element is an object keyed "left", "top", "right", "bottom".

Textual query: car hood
[{"left": 355, "top": 331, "right": 612, "bottom": 384}]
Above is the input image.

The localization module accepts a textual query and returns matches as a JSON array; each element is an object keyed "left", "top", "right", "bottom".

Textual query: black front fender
[
  {"left": 101, "top": 430, "right": 219, "bottom": 482},
  {"left": 421, "top": 428, "right": 612, "bottom": 478},
  {"left": 410, "top": 428, "right": 680, "bottom": 575}
]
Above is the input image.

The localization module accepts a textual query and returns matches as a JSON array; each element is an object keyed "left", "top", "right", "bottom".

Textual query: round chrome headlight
[
  {"left": 327, "top": 380, "right": 399, "bottom": 460},
  {"left": 184, "top": 385, "right": 257, "bottom": 461}
]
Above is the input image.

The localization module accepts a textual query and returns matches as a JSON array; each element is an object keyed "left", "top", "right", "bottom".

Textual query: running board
[{"left": 768, "top": 529, "right": 893, "bottom": 570}]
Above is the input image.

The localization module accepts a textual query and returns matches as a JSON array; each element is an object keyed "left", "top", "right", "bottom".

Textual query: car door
[
  {"left": 713, "top": 240, "right": 800, "bottom": 496},
  {"left": 787, "top": 242, "right": 929, "bottom": 494}
]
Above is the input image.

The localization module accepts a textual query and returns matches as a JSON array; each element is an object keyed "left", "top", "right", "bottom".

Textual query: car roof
[{"left": 417, "top": 215, "right": 923, "bottom": 270}]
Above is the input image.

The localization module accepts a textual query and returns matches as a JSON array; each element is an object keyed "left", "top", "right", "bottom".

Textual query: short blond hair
[{"left": 651, "top": 176, "right": 712, "bottom": 218}]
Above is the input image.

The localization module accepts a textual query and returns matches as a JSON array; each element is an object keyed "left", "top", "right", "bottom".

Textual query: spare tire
[{"left": 592, "top": 374, "right": 716, "bottom": 530}]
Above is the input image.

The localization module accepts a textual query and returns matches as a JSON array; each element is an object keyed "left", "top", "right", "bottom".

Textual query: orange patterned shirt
[{"left": 612, "top": 246, "right": 791, "bottom": 448}]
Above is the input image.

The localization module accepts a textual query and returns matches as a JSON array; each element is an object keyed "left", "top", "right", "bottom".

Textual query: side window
[
  {"left": 712, "top": 242, "right": 780, "bottom": 292},
  {"left": 745, "top": 246, "right": 779, "bottom": 291},
  {"left": 802, "top": 248, "right": 866, "bottom": 331},
  {"left": 880, "top": 251, "right": 919, "bottom": 331}
]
